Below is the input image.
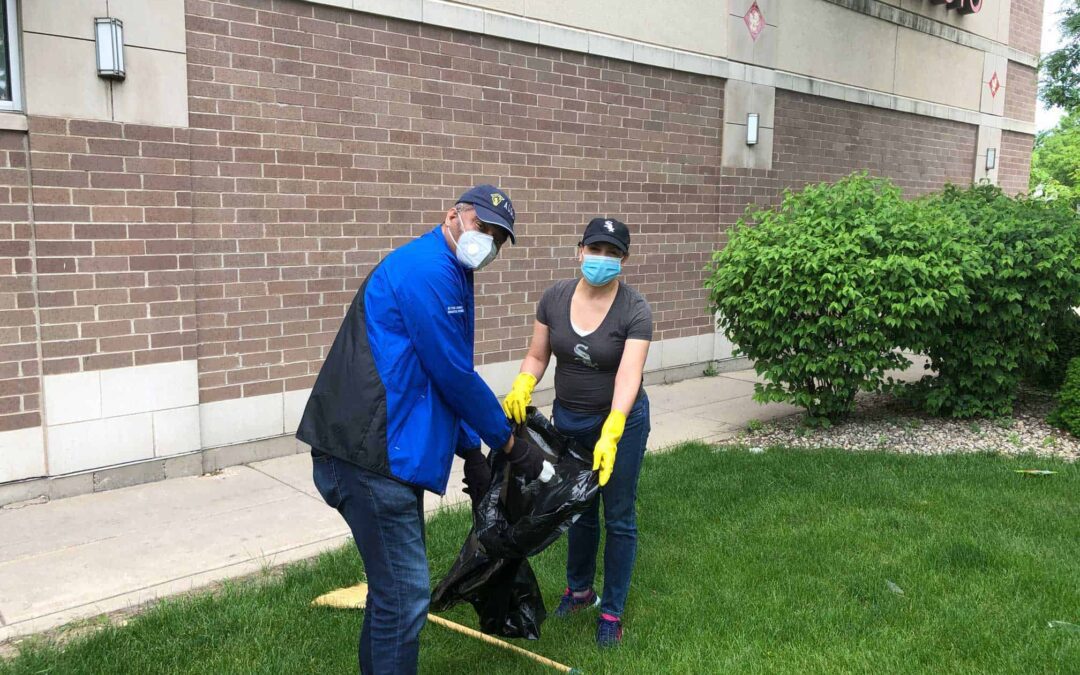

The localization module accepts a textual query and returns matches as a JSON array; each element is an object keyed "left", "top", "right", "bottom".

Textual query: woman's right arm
[
  {"left": 520, "top": 320, "right": 552, "bottom": 380},
  {"left": 502, "top": 320, "right": 553, "bottom": 424}
]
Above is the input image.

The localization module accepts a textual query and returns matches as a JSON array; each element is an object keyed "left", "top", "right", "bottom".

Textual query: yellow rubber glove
[
  {"left": 592, "top": 409, "right": 626, "bottom": 487},
  {"left": 502, "top": 372, "right": 537, "bottom": 424}
]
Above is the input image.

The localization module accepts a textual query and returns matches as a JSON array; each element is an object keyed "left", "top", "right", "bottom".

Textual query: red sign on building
[{"left": 929, "top": 0, "right": 984, "bottom": 14}]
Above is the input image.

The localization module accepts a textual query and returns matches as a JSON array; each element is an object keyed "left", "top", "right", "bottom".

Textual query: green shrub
[
  {"left": 1050, "top": 357, "right": 1080, "bottom": 437},
  {"left": 705, "top": 174, "right": 968, "bottom": 422},
  {"left": 1023, "top": 308, "right": 1080, "bottom": 389},
  {"left": 904, "top": 185, "right": 1080, "bottom": 418}
]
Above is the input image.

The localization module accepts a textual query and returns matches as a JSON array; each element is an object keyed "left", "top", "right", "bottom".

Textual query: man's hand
[
  {"left": 592, "top": 409, "right": 626, "bottom": 487},
  {"left": 461, "top": 448, "right": 491, "bottom": 510},
  {"left": 501, "top": 372, "right": 537, "bottom": 424},
  {"left": 505, "top": 432, "right": 544, "bottom": 480}
]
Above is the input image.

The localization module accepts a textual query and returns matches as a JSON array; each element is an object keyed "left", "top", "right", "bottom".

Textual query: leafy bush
[
  {"left": 904, "top": 185, "right": 1080, "bottom": 418},
  {"left": 1022, "top": 308, "right": 1080, "bottom": 389},
  {"left": 705, "top": 174, "right": 968, "bottom": 422},
  {"left": 1050, "top": 357, "right": 1080, "bottom": 437}
]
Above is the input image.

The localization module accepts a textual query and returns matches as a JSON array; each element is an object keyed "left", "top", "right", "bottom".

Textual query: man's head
[
  {"left": 443, "top": 185, "right": 516, "bottom": 270},
  {"left": 450, "top": 184, "right": 516, "bottom": 244}
]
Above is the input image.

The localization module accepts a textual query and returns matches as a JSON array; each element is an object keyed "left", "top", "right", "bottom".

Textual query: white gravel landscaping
[{"left": 740, "top": 389, "right": 1080, "bottom": 462}]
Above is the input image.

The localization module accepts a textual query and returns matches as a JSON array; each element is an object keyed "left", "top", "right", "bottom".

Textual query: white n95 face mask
[
  {"left": 455, "top": 229, "right": 497, "bottom": 270},
  {"left": 452, "top": 208, "right": 499, "bottom": 270}
]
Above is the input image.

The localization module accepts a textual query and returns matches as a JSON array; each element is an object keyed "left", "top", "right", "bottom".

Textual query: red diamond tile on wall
[
  {"left": 744, "top": 1, "right": 765, "bottom": 41},
  {"left": 988, "top": 71, "right": 1001, "bottom": 98}
]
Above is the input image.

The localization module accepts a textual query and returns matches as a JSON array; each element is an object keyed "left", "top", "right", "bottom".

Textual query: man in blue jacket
[{"left": 298, "top": 184, "right": 545, "bottom": 674}]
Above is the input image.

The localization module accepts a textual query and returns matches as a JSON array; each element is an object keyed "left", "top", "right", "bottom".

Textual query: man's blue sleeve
[
  {"left": 390, "top": 265, "right": 512, "bottom": 451},
  {"left": 455, "top": 421, "right": 482, "bottom": 458}
]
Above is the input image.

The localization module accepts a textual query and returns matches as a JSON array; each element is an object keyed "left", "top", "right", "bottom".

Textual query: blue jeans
[
  {"left": 553, "top": 394, "right": 650, "bottom": 618},
  {"left": 312, "top": 450, "right": 429, "bottom": 675}
]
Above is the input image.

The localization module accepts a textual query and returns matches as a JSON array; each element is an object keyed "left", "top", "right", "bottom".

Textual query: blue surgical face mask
[{"left": 581, "top": 254, "right": 622, "bottom": 286}]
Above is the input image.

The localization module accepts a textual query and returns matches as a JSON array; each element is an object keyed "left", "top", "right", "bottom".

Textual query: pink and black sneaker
[
  {"left": 553, "top": 588, "right": 600, "bottom": 617},
  {"left": 596, "top": 614, "right": 623, "bottom": 647}
]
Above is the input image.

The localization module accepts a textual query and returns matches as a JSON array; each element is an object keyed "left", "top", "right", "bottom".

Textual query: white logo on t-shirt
[{"left": 574, "top": 343, "right": 598, "bottom": 370}]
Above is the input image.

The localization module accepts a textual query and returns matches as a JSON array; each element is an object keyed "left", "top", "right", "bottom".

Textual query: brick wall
[
  {"left": 185, "top": 0, "right": 724, "bottom": 400},
  {"left": 0, "top": 1, "right": 1003, "bottom": 437},
  {"left": 705, "top": 94, "right": 980, "bottom": 263},
  {"left": 1005, "top": 62, "right": 1038, "bottom": 123},
  {"left": 0, "top": 131, "right": 40, "bottom": 433},
  {"left": 999, "top": 130, "right": 1034, "bottom": 196},
  {"left": 26, "top": 118, "right": 197, "bottom": 377},
  {"left": 1009, "top": 0, "right": 1045, "bottom": 56},
  {"left": 718, "top": 167, "right": 782, "bottom": 229},
  {"left": 772, "top": 91, "right": 977, "bottom": 195}
]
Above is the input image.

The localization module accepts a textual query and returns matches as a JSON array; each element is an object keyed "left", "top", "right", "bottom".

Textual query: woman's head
[
  {"left": 579, "top": 217, "right": 630, "bottom": 258},
  {"left": 578, "top": 218, "right": 629, "bottom": 286}
]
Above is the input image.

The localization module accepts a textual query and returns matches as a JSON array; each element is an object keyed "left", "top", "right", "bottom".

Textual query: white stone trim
[
  {"left": 0, "top": 112, "right": 27, "bottom": 131},
  {"left": 152, "top": 406, "right": 202, "bottom": 458},
  {"left": 308, "top": 0, "right": 1038, "bottom": 137},
  {"left": 477, "top": 332, "right": 735, "bottom": 399},
  {"left": 42, "top": 360, "right": 202, "bottom": 473},
  {"left": 43, "top": 371, "right": 102, "bottom": 426},
  {"left": 352, "top": 0, "right": 422, "bottom": 22},
  {"left": 283, "top": 389, "right": 311, "bottom": 435},
  {"left": 199, "top": 393, "right": 285, "bottom": 448},
  {"left": 1, "top": 333, "right": 746, "bottom": 491},
  {"left": 767, "top": 67, "right": 1038, "bottom": 136},
  {"left": 46, "top": 413, "right": 155, "bottom": 475},
  {"left": 0, "top": 426, "right": 46, "bottom": 483},
  {"left": 99, "top": 361, "right": 199, "bottom": 418}
]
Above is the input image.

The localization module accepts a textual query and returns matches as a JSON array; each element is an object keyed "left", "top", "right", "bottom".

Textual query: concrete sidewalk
[{"left": 0, "top": 369, "right": 796, "bottom": 644}]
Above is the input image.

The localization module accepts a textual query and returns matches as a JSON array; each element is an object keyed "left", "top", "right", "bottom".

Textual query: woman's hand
[
  {"left": 502, "top": 372, "right": 537, "bottom": 424},
  {"left": 593, "top": 409, "right": 626, "bottom": 486}
]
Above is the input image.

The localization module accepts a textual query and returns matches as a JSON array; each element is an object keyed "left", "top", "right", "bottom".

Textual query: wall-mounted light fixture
[
  {"left": 746, "top": 113, "right": 759, "bottom": 146},
  {"left": 95, "top": 18, "right": 125, "bottom": 81},
  {"left": 985, "top": 147, "right": 996, "bottom": 170}
]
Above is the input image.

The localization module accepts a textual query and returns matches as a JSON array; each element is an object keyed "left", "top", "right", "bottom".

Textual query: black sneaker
[
  {"left": 596, "top": 614, "right": 623, "bottom": 647},
  {"left": 553, "top": 588, "right": 599, "bottom": 617}
]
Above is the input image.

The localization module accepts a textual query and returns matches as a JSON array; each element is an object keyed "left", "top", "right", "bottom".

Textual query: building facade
[{"left": 0, "top": 0, "right": 1042, "bottom": 503}]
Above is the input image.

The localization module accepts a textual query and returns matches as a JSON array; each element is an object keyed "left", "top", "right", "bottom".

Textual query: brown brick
[
  {"left": 83, "top": 352, "right": 135, "bottom": 370},
  {"left": 0, "top": 411, "right": 41, "bottom": 432}
]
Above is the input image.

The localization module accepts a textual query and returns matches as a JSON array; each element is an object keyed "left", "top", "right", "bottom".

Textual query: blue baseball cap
[{"left": 457, "top": 184, "right": 516, "bottom": 244}]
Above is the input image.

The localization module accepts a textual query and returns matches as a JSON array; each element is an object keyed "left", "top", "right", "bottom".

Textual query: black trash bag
[
  {"left": 430, "top": 407, "right": 599, "bottom": 639},
  {"left": 428, "top": 533, "right": 545, "bottom": 638}
]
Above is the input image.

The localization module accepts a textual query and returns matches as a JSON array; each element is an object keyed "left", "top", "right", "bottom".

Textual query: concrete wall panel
[
  {"left": 777, "top": 0, "right": 897, "bottom": 93},
  {"left": 894, "top": 29, "right": 983, "bottom": 111},
  {"left": 23, "top": 34, "right": 112, "bottom": 121},
  {"left": 522, "top": 0, "right": 726, "bottom": 57}
]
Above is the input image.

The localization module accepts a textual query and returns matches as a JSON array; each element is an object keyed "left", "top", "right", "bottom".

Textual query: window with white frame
[{"left": 0, "top": 0, "right": 21, "bottom": 111}]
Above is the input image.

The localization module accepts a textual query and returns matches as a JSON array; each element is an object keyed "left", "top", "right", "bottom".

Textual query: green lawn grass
[{"left": 3, "top": 445, "right": 1078, "bottom": 674}]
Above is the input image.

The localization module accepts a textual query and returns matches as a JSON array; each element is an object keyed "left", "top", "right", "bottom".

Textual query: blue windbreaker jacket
[{"left": 296, "top": 227, "right": 511, "bottom": 494}]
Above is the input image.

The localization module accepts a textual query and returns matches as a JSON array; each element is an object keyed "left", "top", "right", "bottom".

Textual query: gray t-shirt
[{"left": 537, "top": 279, "right": 653, "bottom": 414}]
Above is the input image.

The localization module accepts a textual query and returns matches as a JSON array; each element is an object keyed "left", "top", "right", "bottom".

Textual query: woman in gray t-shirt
[{"left": 501, "top": 217, "right": 652, "bottom": 647}]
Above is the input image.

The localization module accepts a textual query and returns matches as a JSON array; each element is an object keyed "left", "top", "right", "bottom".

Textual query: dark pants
[
  {"left": 312, "top": 450, "right": 429, "bottom": 675},
  {"left": 553, "top": 394, "right": 651, "bottom": 618}
]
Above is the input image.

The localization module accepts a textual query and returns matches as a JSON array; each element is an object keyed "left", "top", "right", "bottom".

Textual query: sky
[{"left": 1036, "top": 0, "right": 1070, "bottom": 131}]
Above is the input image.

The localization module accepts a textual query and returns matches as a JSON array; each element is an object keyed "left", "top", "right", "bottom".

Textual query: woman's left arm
[
  {"left": 610, "top": 339, "right": 650, "bottom": 415},
  {"left": 593, "top": 338, "right": 651, "bottom": 486}
]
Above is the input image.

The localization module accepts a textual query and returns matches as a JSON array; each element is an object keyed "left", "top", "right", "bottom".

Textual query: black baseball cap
[
  {"left": 456, "top": 184, "right": 517, "bottom": 245},
  {"left": 581, "top": 217, "right": 630, "bottom": 254}
]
